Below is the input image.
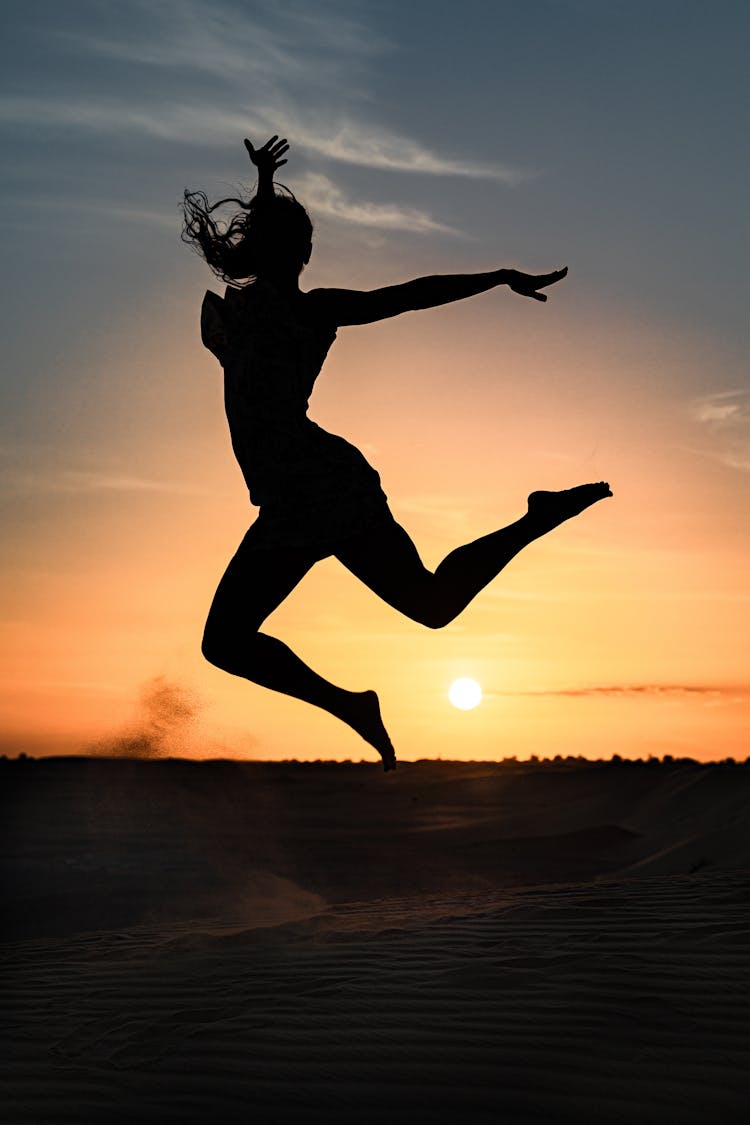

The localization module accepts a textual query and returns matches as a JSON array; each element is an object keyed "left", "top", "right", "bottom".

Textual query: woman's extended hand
[
  {"left": 244, "top": 135, "right": 289, "bottom": 176},
  {"left": 506, "top": 267, "right": 568, "bottom": 302}
]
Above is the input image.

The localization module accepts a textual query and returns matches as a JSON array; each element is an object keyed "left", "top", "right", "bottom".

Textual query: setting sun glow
[{"left": 449, "top": 679, "right": 483, "bottom": 711}]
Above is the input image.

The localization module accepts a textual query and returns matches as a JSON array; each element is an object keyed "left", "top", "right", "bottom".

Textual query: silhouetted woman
[{"left": 181, "top": 135, "right": 611, "bottom": 771}]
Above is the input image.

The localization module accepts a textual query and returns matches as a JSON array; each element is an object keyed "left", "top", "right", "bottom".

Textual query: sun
[{"left": 448, "top": 677, "right": 483, "bottom": 710}]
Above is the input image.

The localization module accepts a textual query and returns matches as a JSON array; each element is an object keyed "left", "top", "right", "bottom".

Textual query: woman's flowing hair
[{"left": 180, "top": 183, "right": 313, "bottom": 287}]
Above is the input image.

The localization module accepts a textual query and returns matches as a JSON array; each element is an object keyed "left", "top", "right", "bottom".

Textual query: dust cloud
[{"left": 91, "top": 676, "right": 202, "bottom": 758}]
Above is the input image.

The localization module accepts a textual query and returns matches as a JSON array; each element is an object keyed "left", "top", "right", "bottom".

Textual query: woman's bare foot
[
  {"left": 527, "top": 482, "right": 612, "bottom": 533},
  {"left": 341, "top": 689, "right": 397, "bottom": 772}
]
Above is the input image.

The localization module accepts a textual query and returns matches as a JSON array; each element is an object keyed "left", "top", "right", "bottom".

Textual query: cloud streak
[
  {"left": 0, "top": 95, "right": 524, "bottom": 184},
  {"left": 0, "top": 191, "right": 179, "bottom": 232},
  {"left": 297, "top": 173, "right": 458, "bottom": 234},
  {"left": 491, "top": 684, "right": 750, "bottom": 700},
  {"left": 289, "top": 121, "right": 526, "bottom": 182},
  {"left": 3, "top": 467, "right": 215, "bottom": 496},
  {"left": 689, "top": 389, "right": 750, "bottom": 471},
  {"left": 51, "top": 0, "right": 383, "bottom": 92}
]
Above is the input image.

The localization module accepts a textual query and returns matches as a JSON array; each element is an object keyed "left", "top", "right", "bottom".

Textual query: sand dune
[{"left": 2, "top": 757, "right": 750, "bottom": 1122}]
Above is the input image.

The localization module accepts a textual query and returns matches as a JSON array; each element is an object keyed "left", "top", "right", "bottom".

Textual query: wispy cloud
[
  {"left": 50, "top": 0, "right": 384, "bottom": 92},
  {"left": 0, "top": 97, "right": 265, "bottom": 144},
  {"left": 689, "top": 389, "right": 750, "bottom": 471},
  {"left": 491, "top": 683, "right": 750, "bottom": 700},
  {"left": 0, "top": 192, "right": 178, "bottom": 232},
  {"left": 288, "top": 121, "right": 526, "bottom": 181},
  {"left": 0, "top": 95, "right": 524, "bottom": 184},
  {"left": 3, "top": 468, "right": 215, "bottom": 496},
  {"left": 47, "top": 0, "right": 523, "bottom": 180},
  {"left": 692, "top": 394, "right": 743, "bottom": 425},
  {"left": 297, "top": 172, "right": 458, "bottom": 234}
]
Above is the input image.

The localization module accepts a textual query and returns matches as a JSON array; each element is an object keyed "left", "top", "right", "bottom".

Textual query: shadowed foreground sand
[{"left": 3, "top": 757, "right": 750, "bottom": 1123}]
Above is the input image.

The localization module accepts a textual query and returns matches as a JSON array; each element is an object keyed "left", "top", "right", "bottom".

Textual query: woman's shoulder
[
  {"left": 224, "top": 279, "right": 292, "bottom": 316},
  {"left": 212, "top": 282, "right": 337, "bottom": 349},
  {"left": 200, "top": 284, "right": 267, "bottom": 363},
  {"left": 223, "top": 280, "right": 264, "bottom": 305},
  {"left": 220, "top": 282, "right": 277, "bottom": 330}
]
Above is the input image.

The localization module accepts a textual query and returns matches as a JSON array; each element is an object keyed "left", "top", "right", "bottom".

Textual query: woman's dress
[{"left": 200, "top": 279, "right": 391, "bottom": 551}]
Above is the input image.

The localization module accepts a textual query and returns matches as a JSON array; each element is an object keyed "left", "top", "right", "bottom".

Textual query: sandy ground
[{"left": 2, "top": 757, "right": 750, "bottom": 1123}]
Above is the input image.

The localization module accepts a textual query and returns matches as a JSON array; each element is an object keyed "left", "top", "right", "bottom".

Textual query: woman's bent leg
[
  {"left": 335, "top": 483, "right": 611, "bottom": 628},
  {"left": 201, "top": 525, "right": 397, "bottom": 769}
]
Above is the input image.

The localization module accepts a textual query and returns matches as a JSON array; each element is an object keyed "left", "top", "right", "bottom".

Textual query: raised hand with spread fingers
[{"left": 243, "top": 135, "right": 289, "bottom": 202}]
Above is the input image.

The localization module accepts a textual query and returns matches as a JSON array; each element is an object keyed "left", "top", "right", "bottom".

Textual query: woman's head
[{"left": 180, "top": 184, "right": 313, "bottom": 286}]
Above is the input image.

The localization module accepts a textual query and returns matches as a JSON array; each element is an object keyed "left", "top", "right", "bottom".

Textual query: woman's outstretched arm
[{"left": 308, "top": 267, "right": 568, "bottom": 326}]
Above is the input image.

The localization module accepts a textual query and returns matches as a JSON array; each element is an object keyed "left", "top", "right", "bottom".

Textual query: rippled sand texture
[{"left": 3, "top": 758, "right": 750, "bottom": 1123}]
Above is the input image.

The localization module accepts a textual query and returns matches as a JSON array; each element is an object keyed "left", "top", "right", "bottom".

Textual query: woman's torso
[
  {"left": 204, "top": 281, "right": 378, "bottom": 509},
  {"left": 200, "top": 278, "right": 390, "bottom": 548}
]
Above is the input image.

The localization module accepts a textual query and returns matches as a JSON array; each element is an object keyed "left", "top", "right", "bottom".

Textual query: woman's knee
[
  {"left": 201, "top": 612, "right": 260, "bottom": 668},
  {"left": 420, "top": 604, "right": 454, "bottom": 630},
  {"left": 201, "top": 621, "right": 228, "bottom": 668},
  {"left": 407, "top": 592, "right": 454, "bottom": 630},
  {"left": 393, "top": 578, "right": 455, "bottom": 629}
]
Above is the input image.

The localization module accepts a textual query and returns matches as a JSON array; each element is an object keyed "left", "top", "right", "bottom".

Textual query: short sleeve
[{"left": 200, "top": 290, "right": 228, "bottom": 365}]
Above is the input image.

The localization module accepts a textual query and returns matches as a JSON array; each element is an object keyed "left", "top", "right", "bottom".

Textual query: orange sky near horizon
[{"left": 3, "top": 267, "right": 749, "bottom": 764}]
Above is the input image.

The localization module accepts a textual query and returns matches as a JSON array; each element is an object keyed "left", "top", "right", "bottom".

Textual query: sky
[{"left": 1, "top": 0, "right": 749, "bottom": 762}]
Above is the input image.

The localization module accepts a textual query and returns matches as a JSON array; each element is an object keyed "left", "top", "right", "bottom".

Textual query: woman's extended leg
[
  {"left": 334, "top": 483, "right": 612, "bottom": 628},
  {"left": 201, "top": 524, "right": 397, "bottom": 769}
]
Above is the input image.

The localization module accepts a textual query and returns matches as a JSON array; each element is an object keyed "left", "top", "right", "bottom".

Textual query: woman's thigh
[
  {"left": 333, "top": 515, "right": 435, "bottom": 625},
  {"left": 204, "top": 521, "right": 319, "bottom": 638}
]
